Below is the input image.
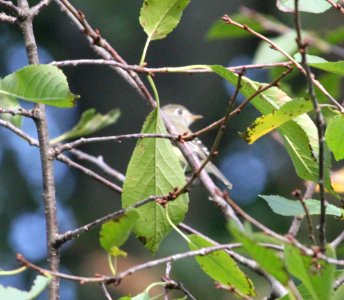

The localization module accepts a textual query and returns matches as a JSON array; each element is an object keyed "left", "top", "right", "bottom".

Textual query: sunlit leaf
[
  {"left": 276, "top": 0, "right": 332, "bottom": 13},
  {"left": 0, "top": 65, "right": 78, "bottom": 108},
  {"left": 241, "top": 98, "right": 313, "bottom": 144},
  {"left": 100, "top": 209, "right": 139, "bottom": 254},
  {"left": 122, "top": 108, "right": 188, "bottom": 253},
  {"left": 50, "top": 108, "right": 120, "bottom": 144},
  {"left": 188, "top": 234, "right": 255, "bottom": 296},
  {"left": 284, "top": 244, "right": 336, "bottom": 300},
  {"left": 260, "top": 195, "right": 343, "bottom": 218},
  {"left": 140, "top": 0, "right": 190, "bottom": 41},
  {"left": 229, "top": 222, "right": 289, "bottom": 285},
  {"left": 326, "top": 115, "right": 344, "bottom": 161},
  {"left": 329, "top": 167, "right": 344, "bottom": 193},
  {"left": 209, "top": 65, "right": 331, "bottom": 188}
]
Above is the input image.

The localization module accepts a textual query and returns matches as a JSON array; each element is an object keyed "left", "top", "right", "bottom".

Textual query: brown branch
[
  {"left": 0, "top": 12, "right": 16, "bottom": 23},
  {"left": 52, "top": 59, "right": 293, "bottom": 73},
  {"left": 0, "top": 107, "right": 35, "bottom": 118},
  {"left": 56, "top": 154, "right": 122, "bottom": 194},
  {"left": 31, "top": 0, "right": 53, "bottom": 16},
  {"left": 222, "top": 14, "right": 344, "bottom": 112},
  {"left": 52, "top": 133, "right": 179, "bottom": 154},
  {"left": 0, "top": 0, "right": 19, "bottom": 13},
  {"left": 331, "top": 230, "right": 344, "bottom": 248},
  {"left": 17, "top": 0, "right": 60, "bottom": 298},
  {"left": 0, "top": 119, "right": 38, "bottom": 146},
  {"left": 69, "top": 149, "right": 126, "bottom": 183},
  {"left": 327, "top": 0, "right": 344, "bottom": 14},
  {"left": 293, "top": 0, "right": 327, "bottom": 251},
  {"left": 288, "top": 182, "right": 316, "bottom": 238},
  {"left": 53, "top": 195, "right": 160, "bottom": 247}
]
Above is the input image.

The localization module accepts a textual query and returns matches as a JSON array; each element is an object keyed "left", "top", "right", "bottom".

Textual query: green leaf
[
  {"left": 50, "top": 108, "right": 120, "bottom": 144},
  {"left": 27, "top": 275, "right": 52, "bottom": 299},
  {"left": 140, "top": 0, "right": 190, "bottom": 41},
  {"left": 0, "top": 275, "right": 51, "bottom": 300},
  {"left": 253, "top": 31, "right": 297, "bottom": 64},
  {"left": 100, "top": 209, "right": 139, "bottom": 254},
  {"left": 121, "top": 108, "right": 188, "bottom": 253},
  {"left": 333, "top": 275, "right": 344, "bottom": 300},
  {"left": 326, "top": 115, "right": 344, "bottom": 161},
  {"left": 229, "top": 222, "right": 289, "bottom": 285},
  {"left": 210, "top": 65, "right": 326, "bottom": 186},
  {"left": 0, "top": 94, "right": 22, "bottom": 128},
  {"left": 260, "top": 195, "right": 343, "bottom": 217},
  {"left": 284, "top": 244, "right": 336, "bottom": 300},
  {"left": 276, "top": 0, "right": 332, "bottom": 13},
  {"left": 206, "top": 14, "right": 265, "bottom": 40},
  {"left": 241, "top": 98, "right": 313, "bottom": 144},
  {"left": 188, "top": 234, "right": 255, "bottom": 296},
  {"left": 0, "top": 65, "right": 78, "bottom": 108},
  {"left": 295, "top": 54, "right": 344, "bottom": 76}
]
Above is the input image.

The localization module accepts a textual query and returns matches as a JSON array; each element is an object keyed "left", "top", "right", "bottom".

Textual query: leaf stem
[
  {"left": 165, "top": 206, "right": 191, "bottom": 244},
  {"left": 107, "top": 254, "right": 117, "bottom": 276},
  {"left": 147, "top": 74, "right": 160, "bottom": 107},
  {"left": 0, "top": 266, "right": 27, "bottom": 276},
  {"left": 140, "top": 38, "right": 151, "bottom": 66}
]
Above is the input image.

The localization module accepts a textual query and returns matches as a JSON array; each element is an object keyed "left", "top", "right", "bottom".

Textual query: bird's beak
[{"left": 192, "top": 114, "right": 203, "bottom": 121}]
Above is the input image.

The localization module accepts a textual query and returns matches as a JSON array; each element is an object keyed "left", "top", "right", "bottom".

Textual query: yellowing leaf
[{"left": 241, "top": 98, "right": 313, "bottom": 144}]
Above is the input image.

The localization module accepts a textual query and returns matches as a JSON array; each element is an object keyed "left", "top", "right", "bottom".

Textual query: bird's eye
[{"left": 176, "top": 108, "right": 183, "bottom": 115}]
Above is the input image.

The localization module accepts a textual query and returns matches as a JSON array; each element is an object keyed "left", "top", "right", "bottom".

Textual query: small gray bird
[{"left": 162, "top": 104, "right": 232, "bottom": 189}]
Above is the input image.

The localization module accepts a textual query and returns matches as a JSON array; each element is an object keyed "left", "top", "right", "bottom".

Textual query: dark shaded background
[{"left": 0, "top": 1, "right": 343, "bottom": 299}]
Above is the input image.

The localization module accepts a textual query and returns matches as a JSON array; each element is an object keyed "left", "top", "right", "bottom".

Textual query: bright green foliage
[
  {"left": 188, "top": 234, "right": 255, "bottom": 297},
  {"left": 325, "top": 115, "right": 344, "bottom": 161},
  {"left": 229, "top": 222, "right": 289, "bottom": 285},
  {"left": 118, "top": 292, "right": 151, "bottom": 300},
  {"left": 121, "top": 108, "right": 188, "bottom": 253},
  {"left": 210, "top": 65, "right": 332, "bottom": 189},
  {"left": 51, "top": 108, "right": 120, "bottom": 144},
  {"left": 0, "top": 94, "right": 22, "bottom": 127},
  {"left": 140, "top": 0, "right": 190, "bottom": 41},
  {"left": 284, "top": 245, "right": 336, "bottom": 300},
  {"left": 0, "top": 275, "right": 51, "bottom": 300},
  {"left": 260, "top": 195, "right": 343, "bottom": 217},
  {"left": 276, "top": 0, "right": 332, "bottom": 13},
  {"left": 0, "top": 65, "right": 78, "bottom": 108},
  {"left": 99, "top": 209, "right": 139, "bottom": 255},
  {"left": 206, "top": 14, "right": 265, "bottom": 40},
  {"left": 241, "top": 98, "right": 313, "bottom": 144},
  {"left": 253, "top": 31, "right": 297, "bottom": 64}
]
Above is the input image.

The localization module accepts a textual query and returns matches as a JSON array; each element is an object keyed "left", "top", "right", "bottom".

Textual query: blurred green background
[{"left": 0, "top": 0, "right": 343, "bottom": 299}]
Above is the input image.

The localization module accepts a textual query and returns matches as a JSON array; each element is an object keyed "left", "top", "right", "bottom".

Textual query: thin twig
[
  {"left": 334, "top": 273, "right": 344, "bottom": 290},
  {"left": 31, "top": 0, "right": 53, "bottom": 16},
  {"left": 16, "top": 244, "right": 247, "bottom": 284},
  {"left": 294, "top": 189, "right": 316, "bottom": 245},
  {"left": 293, "top": 0, "right": 327, "bottom": 251},
  {"left": 53, "top": 195, "right": 161, "bottom": 247},
  {"left": 69, "top": 149, "right": 126, "bottom": 182},
  {"left": 0, "top": 0, "right": 19, "bottom": 13},
  {"left": 331, "top": 230, "right": 344, "bottom": 248},
  {"left": 215, "top": 283, "right": 253, "bottom": 300},
  {"left": 56, "top": 154, "right": 122, "bottom": 194},
  {"left": 52, "top": 133, "right": 179, "bottom": 154},
  {"left": 0, "top": 119, "right": 38, "bottom": 146},
  {"left": 0, "top": 107, "right": 35, "bottom": 118},
  {"left": 327, "top": 0, "right": 344, "bottom": 14},
  {"left": 288, "top": 182, "right": 316, "bottom": 237},
  {"left": 100, "top": 282, "right": 113, "bottom": 300},
  {"left": 17, "top": 0, "right": 60, "bottom": 298},
  {"left": 222, "top": 14, "right": 344, "bottom": 112},
  {"left": 162, "top": 277, "right": 197, "bottom": 300},
  {"left": 52, "top": 59, "right": 293, "bottom": 73},
  {"left": 0, "top": 12, "right": 16, "bottom": 23}
]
